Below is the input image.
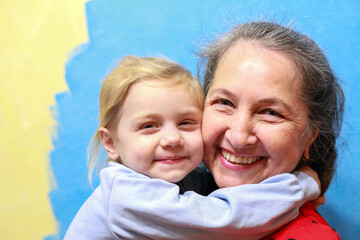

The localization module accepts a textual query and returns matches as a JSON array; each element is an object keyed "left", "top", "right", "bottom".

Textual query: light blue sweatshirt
[{"left": 64, "top": 162, "right": 319, "bottom": 240}]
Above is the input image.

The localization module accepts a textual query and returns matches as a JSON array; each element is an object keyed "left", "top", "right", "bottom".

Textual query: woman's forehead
[
  {"left": 215, "top": 42, "right": 299, "bottom": 86},
  {"left": 210, "top": 42, "right": 307, "bottom": 109}
]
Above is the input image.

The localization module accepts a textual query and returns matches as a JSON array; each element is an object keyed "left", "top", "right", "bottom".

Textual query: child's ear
[{"left": 99, "top": 127, "right": 119, "bottom": 160}]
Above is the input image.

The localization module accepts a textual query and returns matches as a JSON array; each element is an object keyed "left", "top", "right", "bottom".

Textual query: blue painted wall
[{"left": 48, "top": 1, "right": 360, "bottom": 239}]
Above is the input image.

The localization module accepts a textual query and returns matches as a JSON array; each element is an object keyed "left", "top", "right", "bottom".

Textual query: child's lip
[
  {"left": 155, "top": 156, "right": 186, "bottom": 161},
  {"left": 155, "top": 156, "right": 187, "bottom": 165}
]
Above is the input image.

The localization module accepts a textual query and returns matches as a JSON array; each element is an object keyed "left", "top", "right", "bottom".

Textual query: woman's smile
[
  {"left": 220, "top": 148, "right": 261, "bottom": 165},
  {"left": 202, "top": 41, "right": 315, "bottom": 188},
  {"left": 219, "top": 148, "right": 265, "bottom": 171}
]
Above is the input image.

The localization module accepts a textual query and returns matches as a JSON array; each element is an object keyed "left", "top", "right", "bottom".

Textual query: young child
[{"left": 64, "top": 56, "right": 320, "bottom": 240}]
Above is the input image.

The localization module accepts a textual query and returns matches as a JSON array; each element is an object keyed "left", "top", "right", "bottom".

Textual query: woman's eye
[
  {"left": 259, "top": 109, "right": 284, "bottom": 118},
  {"left": 213, "top": 98, "right": 235, "bottom": 107}
]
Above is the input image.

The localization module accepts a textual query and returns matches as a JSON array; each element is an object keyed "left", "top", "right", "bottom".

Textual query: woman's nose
[
  {"left": 225, "top": 113, "right": 257, "bottom": 149},
  {"left": 160, "top": 128, "right": 184, "bottom": 148}
]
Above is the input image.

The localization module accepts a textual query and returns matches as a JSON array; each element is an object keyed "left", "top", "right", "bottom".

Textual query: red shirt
[{"left": 262, "top": 202, "right": 341, "bottom": 240}]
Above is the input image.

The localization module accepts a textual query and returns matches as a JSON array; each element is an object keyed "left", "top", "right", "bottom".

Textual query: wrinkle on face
[{"left": 202, "top": 41, "right": 313, "bottom": 187}]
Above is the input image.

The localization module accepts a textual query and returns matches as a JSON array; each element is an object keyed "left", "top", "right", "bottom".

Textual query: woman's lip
[
  {"left": 220, "top": 147, "right": 259, "bottom": 157},
  {"left": 218, "top": 149, "right": 264, "bottom": 170}
]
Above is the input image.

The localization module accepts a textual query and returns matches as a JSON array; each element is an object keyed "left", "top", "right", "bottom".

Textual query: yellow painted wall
[{"left": 0, "top": 0, "right": 87, "bottom": 239}]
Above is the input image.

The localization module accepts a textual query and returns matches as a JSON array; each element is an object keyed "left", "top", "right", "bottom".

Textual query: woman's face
[{"left": 202, "top": 42, "right": 316, "bottom": 188}]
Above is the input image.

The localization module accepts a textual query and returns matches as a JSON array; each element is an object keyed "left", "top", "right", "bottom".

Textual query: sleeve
[{"left": 108, "top": 169, "right": 320, "bottom": 240}]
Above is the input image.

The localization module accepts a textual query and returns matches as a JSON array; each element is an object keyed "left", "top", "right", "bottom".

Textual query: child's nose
[{"left": 160, "top": 129, "right": 184, "bottom": 148}]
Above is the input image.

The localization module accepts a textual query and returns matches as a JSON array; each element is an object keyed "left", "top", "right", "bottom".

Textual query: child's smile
[{"left": 103, "top": 80, "right": 204, "bottom": 183}]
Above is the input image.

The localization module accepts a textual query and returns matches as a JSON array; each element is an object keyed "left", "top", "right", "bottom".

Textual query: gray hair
[{"left": 198, "top": 21, "right": 344, "bottom": 194}]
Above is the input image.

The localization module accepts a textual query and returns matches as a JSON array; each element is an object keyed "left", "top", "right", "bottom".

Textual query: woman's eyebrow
[
  {"left": 208, "top": 89, "right": 294, "bottom": 113},
  {"left": 257, "top": 98, "right": 293, "bottom": 113},
  {"left": 208, "top": 88, "right": 238, "bottom": 99}
]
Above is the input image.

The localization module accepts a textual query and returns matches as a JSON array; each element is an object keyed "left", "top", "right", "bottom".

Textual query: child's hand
[
  {"left": 312, "top": 194, "right": 326, "bottom": 208},
  {"left": 298, "top": 165, "right": 325, "bottom": 208},
  {"left": 298, "top": 165, "right": 321, "bottom": 193}
]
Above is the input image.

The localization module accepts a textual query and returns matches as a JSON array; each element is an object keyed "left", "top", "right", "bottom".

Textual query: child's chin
[{"left": 162, "top": 174, "right": 186, "bottom": 183}]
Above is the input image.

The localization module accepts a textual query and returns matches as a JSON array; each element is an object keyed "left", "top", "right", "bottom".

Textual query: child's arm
[{"left": 109, "top": 165, "right": 319, "bottom": 240}]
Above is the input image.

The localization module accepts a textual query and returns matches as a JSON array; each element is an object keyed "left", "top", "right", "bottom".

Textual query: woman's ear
[
  {"left": 303, "top": 129, "right": 319, "bottom": 161},
  {"left": 99, "top": 127, "right": 119, "bottom": 160}
]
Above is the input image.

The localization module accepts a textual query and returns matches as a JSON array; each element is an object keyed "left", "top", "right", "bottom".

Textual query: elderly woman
[
  {"left": 66, "top": 21, "right": 343, "bottom": 239},
  {"left": 199, "top": 21, "right": 344, "bottom": 239}
]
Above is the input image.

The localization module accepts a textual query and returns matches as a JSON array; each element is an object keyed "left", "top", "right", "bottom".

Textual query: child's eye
[
  {"left": 259, "top": 109, "right": 284, "bottom": 118},
  {"left": 179, "top": 120, "right": 193, "bottom": 126},
  {"left": 179, "top": 120, "right": 198, "bottom": 130},
  {"left": 138, "top": 122, "right": 160, "bottom": 134},
  {"left": 143, "top": 123, "right": 154, "bottom": 128},
  {"left": 140, "top": 123, "right": 157, "bottom": 129}
]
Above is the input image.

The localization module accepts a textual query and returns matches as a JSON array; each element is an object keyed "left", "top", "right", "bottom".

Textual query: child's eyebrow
[
  {"left": 177, "top": 106, "right": 203, "bottom": 115},
  {"left": 177, "top": 108, "right": 204, "bottom": 117},
  {"left": 132, "top": 108, "right": 202, "bottom": 122},
  {"left": 131, "top": 113, "right": 161, "bottom": 122}
]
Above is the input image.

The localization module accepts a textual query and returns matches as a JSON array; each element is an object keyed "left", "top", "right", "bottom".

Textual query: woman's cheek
[
  {"left": 202, "top": 110, "right": 226, "bottom": 166},
  {"left": 202, "top": 110, "right": 219, "bottom": 146}
]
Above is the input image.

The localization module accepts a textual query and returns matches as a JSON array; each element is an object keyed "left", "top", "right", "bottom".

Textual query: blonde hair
[{"left": 88, "top": 56, "right": 204, "bottom": 184}]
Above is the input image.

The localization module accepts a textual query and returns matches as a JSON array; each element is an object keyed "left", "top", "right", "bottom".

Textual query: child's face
[{"left": 108, "top": 81, "right": 203, "bottom": 182}]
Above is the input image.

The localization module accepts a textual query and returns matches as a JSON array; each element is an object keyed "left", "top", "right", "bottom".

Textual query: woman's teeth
[{"left": 221, "top": 149, "right": 260, "bottom": 164}]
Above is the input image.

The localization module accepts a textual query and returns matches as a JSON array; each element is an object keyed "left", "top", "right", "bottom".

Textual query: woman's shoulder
[
  {"left": 177, "top": 164, "right": 214, "bottom": 195},
  {"left": 262, "top": 201, "right": 341, "bottom": 240}
]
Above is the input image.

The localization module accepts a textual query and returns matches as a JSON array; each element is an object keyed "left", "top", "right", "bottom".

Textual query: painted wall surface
[
  {"left": 1, "top": 1, "right": 359, "bottom": 239},
  {"left": 0, "top": 0, "right": 88, "bottom": 239}
]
